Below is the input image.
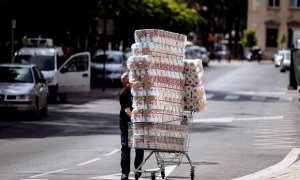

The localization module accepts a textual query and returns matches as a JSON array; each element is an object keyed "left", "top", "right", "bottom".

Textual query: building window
[
  {"left": 268, "top": 0, "right": 280, "bottom": 7},
  {"left": 266, "top": 28, "right": 278, "bottom": 47},
  {"left": 290, "top": 0, "right": 300, "bottom": 8}
]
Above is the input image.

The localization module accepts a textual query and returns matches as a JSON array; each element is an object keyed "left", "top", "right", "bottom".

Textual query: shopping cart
[{"left": 129, "top": 110, "right": 195, "bottom": 180}]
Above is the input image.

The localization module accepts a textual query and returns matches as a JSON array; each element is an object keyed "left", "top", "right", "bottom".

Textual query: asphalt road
[{"left": 0, "top": 60, "right": 299, "bottom": 180}]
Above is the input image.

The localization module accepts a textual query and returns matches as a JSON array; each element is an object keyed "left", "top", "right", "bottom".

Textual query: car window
[
  {"left": 92, "top": 53, "right": 122, "bottom": 64},
  {"left": 64, "top": 55, "right": 89, "bottom": 72},
  {"left": 0, "top": 66, "right": 33, "bottom": 83},
  {"left": 32, "top": 67, "right": 44, "bottom": 82},
  {"left": 14, "top": 55, "right": 55, "bottom": 71}
]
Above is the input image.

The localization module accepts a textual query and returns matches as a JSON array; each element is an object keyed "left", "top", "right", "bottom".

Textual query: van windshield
[{"left": 13, "top": 55, "right": 55, "bottom": 71}]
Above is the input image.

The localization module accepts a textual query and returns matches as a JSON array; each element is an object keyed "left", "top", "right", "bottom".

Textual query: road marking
[
  {"left": 234, "top": 115, "right": 284, "bottom": 121},
  {"left": 193, "top": 117, "right": 234, "bottom": 123},
  {"left": 20, "top": 179, "right": 48, "bottom": 180},
  {"left": 89, "top": 165, "right": 177, "bottom": 179},
  {"left": 233, "top": 91, "right": 287, "bottom": 95},
  {"left": 205, "top": 93, "right": 215, "bottom": 99},
  {"left": 105, "top": 149, "right": 119, "bottom": 156},
  {"left": 232, "top": 148, "right": 300, "bottom": 180},
  {"left": 77, "top": 158, "right": 102, "bottom": 166},
  {"left": 193, "top": 116, "right": 284, "bottom": 123},
  {"left": 29, "top": 168, "right": 69, "bottom": 178},
  {"left": 224, "top": 95, "right": 240, "bottom": 100},
  {"left": 251, "top": 96, "right": 266, "bottom": 101}
]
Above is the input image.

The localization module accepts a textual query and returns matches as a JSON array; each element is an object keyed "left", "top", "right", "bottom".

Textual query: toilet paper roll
[
  {"left": 184, "top": 97, "right": 206, "bottom": 112},
  {"left": 191, "top": 85, "right": 206, "bottom": 100},
  {"left": 184, "top": 72, "right": 205, "bottom": 86}
]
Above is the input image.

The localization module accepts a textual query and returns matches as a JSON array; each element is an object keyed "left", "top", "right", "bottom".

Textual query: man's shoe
[{"left": 121, "top": 174, "right": 128, "bottom": 180}]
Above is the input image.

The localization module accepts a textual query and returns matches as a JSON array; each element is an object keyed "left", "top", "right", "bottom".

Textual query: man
[{"left": 119, "top": 72, "right": 144, "bottom": 180}]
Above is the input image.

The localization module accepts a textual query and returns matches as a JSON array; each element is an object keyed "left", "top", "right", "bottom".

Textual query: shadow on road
[{"left": 0, "top": 111, "right": 120, "bottom": 139}]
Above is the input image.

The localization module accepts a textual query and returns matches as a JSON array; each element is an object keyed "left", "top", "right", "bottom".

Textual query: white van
[
  {"left": 279, "top": 49, "right": 291, "bottom": 72},
  {"left": 12, "top": 38, "right": 91, "bottom": 102}
]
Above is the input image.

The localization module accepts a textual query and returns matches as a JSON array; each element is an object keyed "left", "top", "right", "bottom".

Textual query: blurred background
[
  {"left": 0, "top": 0, "right": 248, "bottom": 62},
  {"left": 1, "top": 0, "right": 300, "bottom": 63}
]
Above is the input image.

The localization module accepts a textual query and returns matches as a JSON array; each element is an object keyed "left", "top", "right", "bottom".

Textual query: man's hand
[{"left": 124, "top": 107, "right": 132, "bottom": 118}]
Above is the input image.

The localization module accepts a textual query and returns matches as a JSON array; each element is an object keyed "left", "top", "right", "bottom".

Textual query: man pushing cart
[{"left": 126, "top": 29, "right": 207, "bottom": 180}]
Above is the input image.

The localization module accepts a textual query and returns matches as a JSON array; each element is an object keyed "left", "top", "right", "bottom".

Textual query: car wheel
[
  {"left": 30, "top": 100, "right": 39, "bottom": 120},
  {"left": 59, "top": 93, "right": 67, "bottom": 103}
]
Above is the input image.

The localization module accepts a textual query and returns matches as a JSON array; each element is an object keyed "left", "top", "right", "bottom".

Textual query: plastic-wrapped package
[{"left": 134, "top": 29, "right": 187, "bottom": 48}]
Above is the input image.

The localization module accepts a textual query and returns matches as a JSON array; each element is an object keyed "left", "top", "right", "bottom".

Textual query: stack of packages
[
  {"left": 127, "top": 29, "right": 187, "bottom": 151},
  {"left": 183, "top": 59, "right": 207, "bottom": 112}
]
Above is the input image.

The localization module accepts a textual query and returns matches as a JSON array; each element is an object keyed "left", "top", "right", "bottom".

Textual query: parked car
[
  {"left": 0, "top": 63, "right": 48, "bottom": 119},
  {"left": 274, "top": 50, "right": 284, "bottom": 67},
  {"left": 279, "top": 49, "right": 291, "bottom": 72},
  {"left": 215, "top": 44, "right": 231, "bottom": 62},
  {"left": 248, "top": 46, "right": 262, "bottom": 61},
  {"left": 12, "top": 38, "right": 91, "bottom": 102},
  {"left": 91, "top": 50, "right": 127, "bottom": 85},
  {"left": 184, "top": 45, "right": 210, "bottom": 66}
]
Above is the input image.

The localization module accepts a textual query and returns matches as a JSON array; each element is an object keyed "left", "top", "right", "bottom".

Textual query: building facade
[{"left": 248, "top": 0, "right": 300, "bottom": 59}]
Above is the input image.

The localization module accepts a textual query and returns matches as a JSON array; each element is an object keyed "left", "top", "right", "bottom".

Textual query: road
[{"left": 0, "top": 60, "right": 299, "bottom": 180}]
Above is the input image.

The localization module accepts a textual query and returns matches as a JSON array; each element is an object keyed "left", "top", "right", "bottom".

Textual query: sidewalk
[{"left": 255, "top": 153, "right": 300, "bottom": 180}]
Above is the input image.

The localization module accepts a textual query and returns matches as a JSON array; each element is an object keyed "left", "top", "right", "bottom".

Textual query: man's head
[{"left": 121, "top": 72, "right": 132, "bottom": 90}]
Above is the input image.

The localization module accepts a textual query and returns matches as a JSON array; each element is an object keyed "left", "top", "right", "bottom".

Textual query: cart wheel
[
  {"left": 151, "top": 172, "right": 156, "bottom": 180},
  {"left": 161, "top": 170, "right": 165, "bottom": 179},
  {"left": 190, "top": 166, "right": 195, "bottom": 180},
  {"left": 135, "top": 173, "right": 139, "bottom": 180}
]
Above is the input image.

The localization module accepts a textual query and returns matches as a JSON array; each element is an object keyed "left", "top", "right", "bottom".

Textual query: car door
[
  {"left": 32, "top": 66, "right": 48, "bottom": 108},
  {"left": 57, "top": 52, "right": 91, "bottom": 93}
]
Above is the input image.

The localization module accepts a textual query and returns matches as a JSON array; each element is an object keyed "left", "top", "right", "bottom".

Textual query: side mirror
[{"left": 60, "top": 66, "right": 68, "bottom": 73}]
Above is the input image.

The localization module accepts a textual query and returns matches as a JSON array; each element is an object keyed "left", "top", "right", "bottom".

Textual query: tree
[
  {"left": 241, "top": 29, "right": 257, "bottom": 51},
  {"left": 277, "top": 33, "right": 286, "bottom": 49},
  {"left": 93, "top": 0, "right": 204, "bottom": 50}
]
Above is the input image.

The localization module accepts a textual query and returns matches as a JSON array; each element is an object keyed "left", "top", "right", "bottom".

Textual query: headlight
[{"left": 15, "top": 94, "right": 33, "bottom": 100}]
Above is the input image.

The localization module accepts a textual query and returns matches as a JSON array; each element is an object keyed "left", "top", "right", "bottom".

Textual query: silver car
[
  {"left": 91, "top": 50, "right": 127, "bottom": 85},
  {"left": 0, "top": 63, "right": 48, "bottom": 119},
  {"left": 184, "top": 45, "right": 210, "bottom": 66}
]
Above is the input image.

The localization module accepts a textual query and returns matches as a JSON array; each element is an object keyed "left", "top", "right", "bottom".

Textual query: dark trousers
[{"left": 120, "top": 122, "right": 144, "bottom": 175}]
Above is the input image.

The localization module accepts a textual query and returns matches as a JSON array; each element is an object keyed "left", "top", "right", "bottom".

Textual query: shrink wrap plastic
[
  {"left": 127, "top": 55, "right": 184, "bottom": 72},
  {"left": 132, "top": 122, "right": 188, "bottom": 150},
  {"left": 129, "top": 69, "right": 185, "bottom": 90},
  {"left": 132, "top": 42, "right": 185, "bottom": 57},
  {"left": 129, "top": 29, "right": 195, "bottom": 150},
  {"left": 183, "top": 59, "right": 207, "bottom": 112},
  {"left": 134, "top": 29, "right": 187, "bottom": 47}
]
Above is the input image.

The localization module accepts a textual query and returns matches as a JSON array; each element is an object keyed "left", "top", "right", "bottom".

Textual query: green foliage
[
  {"left": 241, "top": 29, "right": 257, "bottom": 50},
  {"left": 277, "top": 33, "right": 286, "bottom": 46},
  {"left": 95, "top": 0, "right": 204, "bottom": 34}
]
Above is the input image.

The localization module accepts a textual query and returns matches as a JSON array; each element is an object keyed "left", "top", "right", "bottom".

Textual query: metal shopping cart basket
[{"left": 128, "top": 110, "right": 195, "bottom": 180}]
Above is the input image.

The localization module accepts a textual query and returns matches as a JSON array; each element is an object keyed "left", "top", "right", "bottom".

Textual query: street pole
[
  {"left": 11, "top": 19, "right": 16, "bottom": 61},
  {"left": 102, "top": 0, "right": 108, "bottom": 92}
]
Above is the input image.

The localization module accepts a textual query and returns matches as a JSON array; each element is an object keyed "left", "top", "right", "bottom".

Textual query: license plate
[{"left": 0, "top": 103, "right": 11, "bottom": 108}]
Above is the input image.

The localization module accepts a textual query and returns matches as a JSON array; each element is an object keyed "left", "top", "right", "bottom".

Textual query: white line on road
[
  {"left": 234, "top": 115, "right": 284, "bottom": 121},
  {"left": 89, "top": 165, "right": 177, "bottom": 179},
  {"left": 205, "top": 93, "right": 215, "bottom": 99},
  {"left": 193, "top": 117, "right": 234, "bottom": 123},
  {"left": 232, "top": 148, "right": 300, "bottom": 180},
  {"left": 224, "top": 95, "right": 240, "bottom": 100},
  {"left": 193, "top": 115, "right": 284, "bottom": 123},
  {"left": 20, "top": 179, "right": 48, "bottom": 180},
  {"left": 77, "top": 158, "right": 102, "bottom": 166},
  {"left": 105, "top": 149, "right": 119, "bottom": 156},
  {"left": 29, "top": 168, "right": 69, "bottom": 178}
]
